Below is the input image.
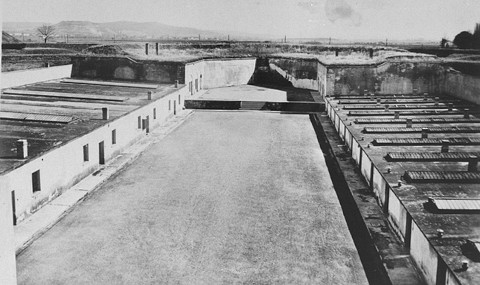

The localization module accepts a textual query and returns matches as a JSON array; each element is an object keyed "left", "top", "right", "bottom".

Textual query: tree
[
  {"left": 473, "top": 23, "right": 480, "bottom": 49},
  {"left": 37, "top": 25, "right": 55, "bottom": 43},
  {"left": 440, "top": 38, "right": 448, "bottom": 48},
  {"left": 453, "top": 31, "right": 474, "bottom": 49}
]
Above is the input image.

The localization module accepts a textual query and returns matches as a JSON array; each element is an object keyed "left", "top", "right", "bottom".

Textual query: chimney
[
  {"left": 468, "top": 155, "right": 478, "bottom": 172},
  {"left": 441, "top": 140, "right": 449, "bottom": 153},
  {"left": 155, "top": 43, "right": 159, "bottom": 55},
  {"left": 145, "top": 43, "right": 149, "bottom": 55},
  {"left": 102, "top": 107, "right": 109, "bottom": 120},
  {"left": 421, "top": 128, "right": 429, "bottom": 139},
  {"left": 16, "top": 139, "right": 28, "bottom": 159},
  {"left": 406, "top": 118, "right": 412, "bottom": 128},
  {"left": 147, "top": 91, "right": 153, "bottom": 100},
  {"left": 448, "top": 102, "right": 453, "bottom": 111}
]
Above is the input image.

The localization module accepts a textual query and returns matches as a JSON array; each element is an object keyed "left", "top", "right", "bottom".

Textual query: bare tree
[{"left": 37, "top": 25, "right": 55, "bottom": 43}]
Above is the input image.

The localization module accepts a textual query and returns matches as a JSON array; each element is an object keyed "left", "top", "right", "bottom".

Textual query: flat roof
[
  {"left": 0, "top": 79, "right": 181, "bottom": 174},
  {"left": 327, "top": 92, "right": 480, "bottom": 284}
]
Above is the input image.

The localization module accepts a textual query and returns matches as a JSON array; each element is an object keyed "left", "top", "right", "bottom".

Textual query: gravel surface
[{"left": 17, "top": 111, "right": 367, "bottom": 285}]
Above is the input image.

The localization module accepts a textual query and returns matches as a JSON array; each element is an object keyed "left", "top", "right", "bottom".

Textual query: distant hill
[
  {"left": 3, "top": 21, "right": 266, "bottom": 40},
  {"left": 2, "top": 31, "right": 21, "bottom": 43}
]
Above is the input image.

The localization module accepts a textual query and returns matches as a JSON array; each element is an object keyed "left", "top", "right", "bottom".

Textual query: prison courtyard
[{"left": 1, "top": 44, "right": 480, "bottom": 285}]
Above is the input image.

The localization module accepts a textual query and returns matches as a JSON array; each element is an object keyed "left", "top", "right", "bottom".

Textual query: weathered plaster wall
[
  {"left": 201, "top": 58, "right": 256, "bottom": 89},
  {"left": 317, "top": 62, "right": 328, "bottom": 97},
  {"left": 71, "top": 56, "right": 185, "bottom": 84},
  {"left": 268, "top": 58, "right": 319, "bottom": 91},
  {"left": 2, "top": 65, "right": 72, "bottom": 88},
  {"left": 325, "top": 61, "right": 449, "bottom": 96},
  {"left": 444, "top": 71, "right": 480, "bottom": 105},
  {"left": 326, "top": 65, "right": 376, "bottom": 95},
  {"left": 376, "top": 62, "right": 445, "bottom": 94}
]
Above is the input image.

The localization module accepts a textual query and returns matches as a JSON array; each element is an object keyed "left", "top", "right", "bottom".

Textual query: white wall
[
  {"left": 1, "top": 86, "right": 189, "bottom": 223},
  {"left": 202, "top": 59, "right": 256, "bottom": 89},
  {"left": 2, "top": 65, "right": 72, "bottom": 88},
  {"left": 0, "top": 177, "right": 17, "bottom": 285}
]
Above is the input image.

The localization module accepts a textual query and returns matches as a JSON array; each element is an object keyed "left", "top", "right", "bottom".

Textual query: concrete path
[{"left": 16, "top": 111, "right": 367, "bottom": 285}]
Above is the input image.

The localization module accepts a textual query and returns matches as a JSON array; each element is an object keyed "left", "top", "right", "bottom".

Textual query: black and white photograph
[{"left": 1, "top": 1, "right": 480, "bottom": 284}]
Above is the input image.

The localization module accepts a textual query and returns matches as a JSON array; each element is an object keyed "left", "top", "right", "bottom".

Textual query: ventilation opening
[
  {"left": 11, "top": 191, "right": 16, "bottom": 226},
  {"left": 32, "top": 170, "right": 41, "bottom": 193},
  {"left": 112, "top": 129, "right": 116, "bottom": 145}
]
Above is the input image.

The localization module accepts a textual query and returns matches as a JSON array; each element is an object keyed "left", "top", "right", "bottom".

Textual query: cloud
[
  {"left": 297, "top": 1, "right": 322, "bottom": 14},
  {"left": 325, "top": 0, "right": 362, "bottom": 26}
]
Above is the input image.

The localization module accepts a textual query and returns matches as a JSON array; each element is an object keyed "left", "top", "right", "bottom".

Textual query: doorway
[
  {"left": 99, "top": 141, "right": 105, "bottom": 165},
  {"left": 174, "top": 100, "right": 177, "bottom": 115}
]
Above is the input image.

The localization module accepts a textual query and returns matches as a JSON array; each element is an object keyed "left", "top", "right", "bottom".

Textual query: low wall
[
  {"left": 185, "top": 99, "right": 324, "bottom": 112},
  {"left": 1, "top": 86, "right": 190, "bottom": 223},
  {"left": 1, "top": 65, "right": 73, "bottom": 88}
]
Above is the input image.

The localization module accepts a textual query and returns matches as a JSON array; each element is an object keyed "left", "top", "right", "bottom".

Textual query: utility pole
[
  {"left": 198, "top": 34, "right": 201, "bottom": 41},
  {"left": 385, "top": 38, "right": 388, "bottom": 46},
  {"left": 329, "top": 37, "right": 331, "bottom": 45},
  {"left": 228, "top": 34, "right": 230, "bottom": 41},
  {"left": 284, "top": 35, "right": 287, "bottom": 43}
]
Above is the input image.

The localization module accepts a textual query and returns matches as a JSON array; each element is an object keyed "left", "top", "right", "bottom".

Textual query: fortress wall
[
  {"left": 444, "top": 71, "right": 480, "bottom": 105},
  {"left": 201, "top": 58, "right": 256, "bottom": 89},
  {"left": 325, "top": 61, "right": 448, "bottom": 96},
  {"left": 71, "top": 56, "right": 184, "bottom": 84},
  {"left": 268, "top": 58, "right": 319, "bottom": 91}
]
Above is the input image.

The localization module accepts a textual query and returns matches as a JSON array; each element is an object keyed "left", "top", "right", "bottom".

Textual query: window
[
  {"left": 178, "top": 95, "right": 181, "bottom": 105},
  {"left": 83, "top": 144, "right": 89, "bottom": 162},
  {"left": 169, "top": 100, "right": 171, "bottom": 111},
  {"left": 32, "top": 170, "right": 41, "bottom": 193},
  {"left": 153, "top": 108, "right": 156, "bottom": 119},
  {"left": 112, "top": 129, "right": 116, "bottom": 145},
  {"left": 138, "top": 116, "right": 141, "bottom": 129}
]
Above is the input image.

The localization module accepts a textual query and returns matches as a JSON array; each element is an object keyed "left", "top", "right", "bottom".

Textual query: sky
[{"left": 2, "top": 0, "right": 480, "bottom": 41}]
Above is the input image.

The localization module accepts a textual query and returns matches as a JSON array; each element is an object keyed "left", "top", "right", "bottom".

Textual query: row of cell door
[{"left": 11, "top": 140, "right": 105, "bottom": 225}]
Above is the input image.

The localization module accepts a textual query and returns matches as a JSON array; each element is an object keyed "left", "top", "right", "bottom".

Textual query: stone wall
[
  {"left": 268, "top": 57, "right": 319, "bottom": 91},
  {"left": 325, "top": 61, "right": 450, "bottom": 96},
  {"left": 444, "top": 71, "right": 480, "bottom": 105},
  {"left": 71, "top": 56, "right": 184, "bottom": 84}
]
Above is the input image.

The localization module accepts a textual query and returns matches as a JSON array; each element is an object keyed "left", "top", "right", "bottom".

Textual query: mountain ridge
[{"left": 3, "top": 21, "right": 269, "bottom": 40}]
